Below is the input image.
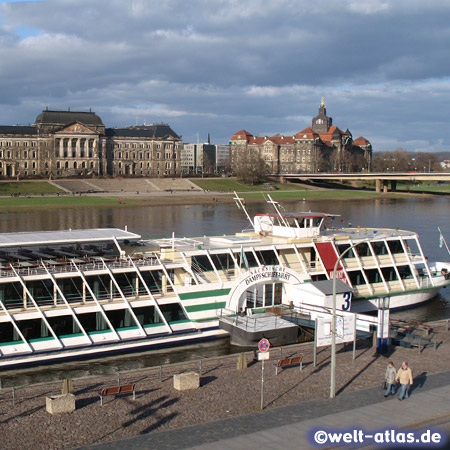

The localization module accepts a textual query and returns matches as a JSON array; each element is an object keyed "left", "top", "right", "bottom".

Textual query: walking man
[
  {"left": 384, "top": 361, "right": 396, "bottom": 397},
  {"left": 395, "top": 361, "right": 413, "bottom": 400}
]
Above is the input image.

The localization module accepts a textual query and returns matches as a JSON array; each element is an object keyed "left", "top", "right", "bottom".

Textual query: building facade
[
  {"left": 180, "top": 143, "right": 229, "bottom": 175},
  {"left": 0, "top": 110, "right": 182, "bottom": 178},
  {"left": 230, "top": 99, "right": 372, "bottom": 174}
]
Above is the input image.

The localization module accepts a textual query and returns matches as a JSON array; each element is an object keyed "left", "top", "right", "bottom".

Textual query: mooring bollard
[
  {"left": 199, "top": 359, "right": 203, "bottom": 376},
  {"left": 117, "top": 372, "right": 120, "bottom": 386}
]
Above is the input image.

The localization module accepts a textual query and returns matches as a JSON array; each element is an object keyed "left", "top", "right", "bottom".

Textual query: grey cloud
[{"left": 0, "top": 0, "right": 448, "bottom": 150}]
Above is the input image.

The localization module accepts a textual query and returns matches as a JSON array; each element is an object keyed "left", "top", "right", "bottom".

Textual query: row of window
[
  {"left": 0, "top": 141, "right": 37, "bottom": 147},
  {"left": 0, "top": 303, "right": 187, "bottom": 344},
  {"left": 114, "top": 151, "right": 177, "bottom": 160},
  {"left": 0, "top": 150, "right": 37, "bottom": 159}
]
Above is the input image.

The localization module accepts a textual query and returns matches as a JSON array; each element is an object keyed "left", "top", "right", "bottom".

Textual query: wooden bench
[
  {"left": 99, "top": 383, "right": 136, "bottom": 406},
  {"left": 275, "top": 356, "right": 303, "bottom": 375}
]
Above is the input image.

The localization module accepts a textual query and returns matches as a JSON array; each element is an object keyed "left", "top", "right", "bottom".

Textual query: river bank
[
  {"left": 0, "top": 187, "right": 442, "bottom": 213},
  {"left": 1, "top": 321, "right": 449, "bottom": 450}
]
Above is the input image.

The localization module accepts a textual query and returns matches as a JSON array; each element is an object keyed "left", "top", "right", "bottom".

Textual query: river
[{"left": 0, "top": 196, "right": 449, "bottom": 385}]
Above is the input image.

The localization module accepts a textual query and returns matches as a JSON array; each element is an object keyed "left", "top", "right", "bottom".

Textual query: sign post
[{"left": 258, "top": 338, "right": 270, "bottom": 410}]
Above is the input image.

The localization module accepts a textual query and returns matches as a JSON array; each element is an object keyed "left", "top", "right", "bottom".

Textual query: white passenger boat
[{"left": 0, "top": 195, "right": 448, "bottom": 367}]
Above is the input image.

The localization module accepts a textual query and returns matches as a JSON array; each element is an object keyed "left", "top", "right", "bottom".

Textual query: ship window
[
  {"left": 232, "top": 251, "right": 258, "bottom": 268},
  {"left": 47, "top": 315, "right": 81, "bottom": 337},
  {"left": 364, "top": 269, "right": 382, "bottom": 284},
  {"left": 355, "top": 243, "right": 371, "bottom": 257},
  {"left": 26, "top": 279, "right": 54, "bottom": 306},
  {"left": 133, "top": 306, "right": 163, "bottom": 326},
  {"left": 397, "top": 265, "right": 413, "bottom": 279},
  {"left": 57, "top": 277, "right": 83, "bottom": 303},
  {"left": 0, "top": 322, "right": 19, "bottom": 344},
  {"left": 210, "top": 253, "right": 233, "bottom": 271},
  {"left": 265, "top": 284, "right": 273, "bottom": 306},
  {"left": 381, "top": 267, "right": 398, "bottom": 281},
  {"left": 337, "top": 244, "right": 355, "bottom": 258},
  {"left": 312, "top": 217, "right": 322, "bottom": 227},
  {"left": 77, "top": 312, "right": 109, "bottom": 333},
  {"left": 17, "top": 318, "right": 50, "bottom": 341},
  {"left": 348, "top": 270, "right": 365, "bottom": 285},
  {"left": 140, "top": 270, "right": 163, "bottom": 294},
  {"left": 387, "top": 240, "right": 404, "bottom": 254},
  {"left": 85, "top": 274, "right": 112, "bottom": 301},
  {"left": 371, "top": 241, "right": 388, "bottom": 256},
  {"left": 114, "top": 273, "right": 137, "bottom": 297},
  {"left": 159, "top": 303, "right": 187, "bottom": 323},
  {"left": 255, "top": 250, "right": 277, "bottom": 265},
  {"left": 192, "top": 255, "right": 213, "bottom": 272},
  {"left": 0, "top": 282, "right": 23, "bottom": 309},
  {"left": 105, "top": 309, "right": 137, "bottom": 330}
]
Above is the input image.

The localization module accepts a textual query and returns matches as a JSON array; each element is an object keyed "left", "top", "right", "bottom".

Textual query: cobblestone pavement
[{"left": 1, "top": 322, "right": 449, "bottom": 450}]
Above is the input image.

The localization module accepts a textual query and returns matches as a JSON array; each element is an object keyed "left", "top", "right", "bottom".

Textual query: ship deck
[{"left": 147, "top": 227, "right": 417, "bottom": 253}]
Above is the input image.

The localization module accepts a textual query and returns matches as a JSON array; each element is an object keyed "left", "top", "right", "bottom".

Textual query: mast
[
  {"left": 233, "top": 191, "right": 254, "bottom": 230},
  {"left": 266, "top": 194, "right": 290, "bottom": 229}
]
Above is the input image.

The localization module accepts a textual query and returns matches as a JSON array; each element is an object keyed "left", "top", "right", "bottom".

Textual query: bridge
[{"left": 277, "top": 172, "right": 450, "bottom": 192}]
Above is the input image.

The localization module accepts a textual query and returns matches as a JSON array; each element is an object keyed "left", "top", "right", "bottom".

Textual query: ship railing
[
  {"left": 225, "top": 311, "right": 286, "bottom": 332},
  {"left": 0, "top": 255, "right": 161, "bottom": 279}
]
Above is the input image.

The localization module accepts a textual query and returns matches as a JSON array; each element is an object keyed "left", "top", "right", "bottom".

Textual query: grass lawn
[
  {"left": 403, "top": 184, "right": 450, "bottom": 193},
  {"left": 0, "top": 196, "right": 132, "bottom": 211},
  {"left": 0, "top": 181, "right": 64, "bottom": 195}
]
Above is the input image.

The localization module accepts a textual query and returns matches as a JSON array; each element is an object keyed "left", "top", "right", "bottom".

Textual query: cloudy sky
[{"left": 0, "top": 0, "right": 449, "bottom": 152}]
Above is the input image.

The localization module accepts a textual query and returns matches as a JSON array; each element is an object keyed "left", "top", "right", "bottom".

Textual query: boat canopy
[{"left": 0, "top": 228, "right": 141, "bottom": 249}]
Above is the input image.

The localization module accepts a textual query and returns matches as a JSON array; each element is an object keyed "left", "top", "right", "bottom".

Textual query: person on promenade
[
  {"left": 395, "top": 361, "right": 413, "bottom": 400},
  {"left": 384, "top": 361, "right": 397, "bottom": 397}
]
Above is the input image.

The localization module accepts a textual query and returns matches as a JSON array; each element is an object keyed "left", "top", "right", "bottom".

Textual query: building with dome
[
  {"left": 230, "top": 99, "right": 372, "bottom": 174},
  {"left": 0, "top": 109, "right": 182, "bottom": 178}
]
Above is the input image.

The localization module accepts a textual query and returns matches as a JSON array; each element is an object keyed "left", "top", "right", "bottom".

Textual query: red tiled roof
[
  {"left": 353, "top": 136, "right": 371, "bottom": 146},
  {"left": 294, "top": 127, "right": 320, "bottom": 140},
  {"left": 318, "top": 126, "right": 344, "bottom": 143},
  {"left": 230, "top": 129, "right": 253, "bottom": 141}
]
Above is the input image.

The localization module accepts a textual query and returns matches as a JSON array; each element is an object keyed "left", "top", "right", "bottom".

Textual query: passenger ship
[{"left": 0, "top": 195, "right": 448, "bottom": 368}]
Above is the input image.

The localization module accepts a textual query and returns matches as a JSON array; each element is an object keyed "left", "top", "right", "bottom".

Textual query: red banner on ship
[{"left": 315, "top": 242, "right": 348, "bottom": 283}]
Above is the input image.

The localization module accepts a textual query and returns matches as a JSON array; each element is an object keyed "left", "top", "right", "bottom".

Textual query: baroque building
[
  {"left": 230, "top": 99, "right": 372, "bottom": 174},
  {"left": 0, "top": 109, "right": 181, "bottom": 178}
]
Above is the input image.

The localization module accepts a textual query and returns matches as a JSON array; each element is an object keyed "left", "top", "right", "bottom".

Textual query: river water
[{"left": 0, "top": 196, "right": 449, "bottom": 385}]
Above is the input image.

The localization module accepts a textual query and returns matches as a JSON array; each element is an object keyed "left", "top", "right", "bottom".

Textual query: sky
[{"left": 0, "top": 0, "right": 449, "bottom": 152}]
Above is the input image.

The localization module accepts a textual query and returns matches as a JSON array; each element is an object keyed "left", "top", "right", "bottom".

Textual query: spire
[{"left": 321, "top": 97, "right": 325, "bottom": 108}]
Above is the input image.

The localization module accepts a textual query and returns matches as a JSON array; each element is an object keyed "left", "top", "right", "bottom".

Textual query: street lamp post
[{"left": 331, "top": 238, "right": 370, "bottom": 398}]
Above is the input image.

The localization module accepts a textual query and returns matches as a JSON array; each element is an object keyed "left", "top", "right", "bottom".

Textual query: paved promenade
[{"left": 81, "top": 370, "right": 450, "bottom": 450}]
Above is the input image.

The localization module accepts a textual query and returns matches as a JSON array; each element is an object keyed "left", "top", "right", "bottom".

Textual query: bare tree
[
  {"left": 232, "top": 149, "right": 269, "bottom": 184},
  {"left": 412, "top": 152, "right": 440, "bottom": 172}
]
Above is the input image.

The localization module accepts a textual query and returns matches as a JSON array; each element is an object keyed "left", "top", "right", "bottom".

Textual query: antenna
[
  {"left": 266, "top": 194, "right": 290, "bottom": 228},
  {"left": 233, "top": 191, "right": 254, "bottom": 230}
]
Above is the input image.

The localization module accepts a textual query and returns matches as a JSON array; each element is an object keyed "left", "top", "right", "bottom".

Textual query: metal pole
[
  {"left": 331, "top": 239, "right": 370, "bottom": 399},
  {"left": 353, "top": 317, "right": 357, "bottom": 360},
  {"left": 314, "top": 318, "right": 318, "bottom": 367},
  {"left": 260, "top": 359, "right": 265, "bottom": 410}
]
